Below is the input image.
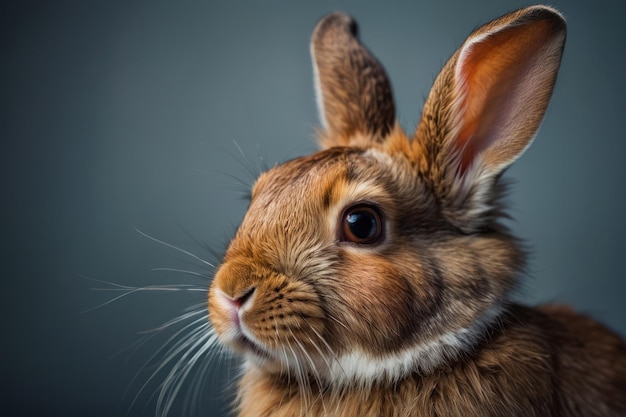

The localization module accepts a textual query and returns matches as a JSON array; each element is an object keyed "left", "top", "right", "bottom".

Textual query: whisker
[
  {"left": 306, "top": 333, "right": 332, "bottom": 373},
  {"left": 285, "top": 339, "right": 307, "bottom": 412},
  {"left": 184, "top": 344, "right": 224, "bottom": 417},
  {"left": 327, "top": 312, "right": 350, "bottom": 332},
  {"left": 81, "top": 275, "right": 134, "bottom": 289},
  {"left": 291, "top": 331, "right": 321, "bottom": 388},
  {"left": 139, "top": 307, "right": 207, "bottom": 335},
  {"left": 86, "top": 226, "right": 224, "bottom": 417},
  {"left": 131, "top": 321, "right": 212, "bottom": 413},
  {"left": 211, "top": 169, "right": 253, "bottom": 199},
  {"left": 92, "top": 284, "right": 205, "bottom": 293},
  {"left": 133, "top": 227, "right": 216, "bottom": 269},
  {"left": 232, "top": 139, "right": 262, "bottom": 181},
  {"left": 309, "top": 327, "right": 339, "bottom": 366},
  {"left": 150, "top": 268, "right": 209, "bottom": 279},
  {"left": 156, "top": 329, "right": 220, "bottom": 417},
  {"left": 305, "top": 335, "right": 332, "bottom": 415},
  {"left": 285, "top": 329, "right": 314, "bottom": 417},
  {"left": 255, "top": 142, "right": 270, "bottom": 173},
  {"left": 83, "top": 283, "right": 206, "bottom": 313},
  {"left": 290, "top": 330, "right": 327, "bottom": 415},
  {"left": 131, "top": 315, "right": 208, "bottom": 376},
  {"left": 81, "top": 287, "right": 156, "bottom": 313},
  {"left": 174, "top": 221, "right": 223, "bottom": 266}
]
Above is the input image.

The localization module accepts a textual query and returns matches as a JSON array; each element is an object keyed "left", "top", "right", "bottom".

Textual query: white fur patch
[
  {"left": 362, "top": 147, "right": 394, "bottom": 165},
  {"left": 327, "top": 303, "right": 503, "bottom": 386}
]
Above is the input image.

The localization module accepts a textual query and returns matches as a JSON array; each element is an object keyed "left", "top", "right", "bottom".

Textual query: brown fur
[
  {"left": 311, "top": 12, "right": 395, "bottom": 143},
  {"left": 236, "top": 305, "right": 626, "bottom": 417},
  {"left": 208, "top": 5, "right": 626, "bottom": 417}
]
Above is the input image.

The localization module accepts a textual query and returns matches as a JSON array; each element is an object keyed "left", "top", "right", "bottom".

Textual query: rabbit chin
[{"left": 242, "top": 303, "right": 504, "bottom": 387}]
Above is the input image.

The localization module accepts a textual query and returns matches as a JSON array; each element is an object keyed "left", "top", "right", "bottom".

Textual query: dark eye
[{"left": 340, "top": 204, "right": 383, "bottom": 245}]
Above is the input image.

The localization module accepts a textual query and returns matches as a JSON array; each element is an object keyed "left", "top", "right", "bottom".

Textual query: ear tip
[
  {"left": 528, "top": 4, "right": 565, "bottom": 19},
  {"left": 523, "top": 5, "right": 567, "bottom": 34},
  {"left": 312, "top": 12, "right": 359, "bottom": 44}
]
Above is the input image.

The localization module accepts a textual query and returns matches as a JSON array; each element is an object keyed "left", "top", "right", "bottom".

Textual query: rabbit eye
[{"left": 340, "top": 204, "right": 383, "bottom": 245}]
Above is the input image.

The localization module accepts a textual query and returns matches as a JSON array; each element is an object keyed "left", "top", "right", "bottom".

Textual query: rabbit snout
[{"left": 209, "top": 260, "right": 326, "bottom": 366}]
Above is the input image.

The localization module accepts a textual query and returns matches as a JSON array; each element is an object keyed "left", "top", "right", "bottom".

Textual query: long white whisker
[
  {"left": 81, "top": 275, "right": 133, "bottom": 289},
  {"left": 82, "top": 287, "right": 150, "bottom": 312},
  {"left": 284, "top": 331, "right": 310, "bottom": 417},
  {"left": 327, "top": 312, "right": 350, "bottom": 331},
  {"left": 150, "top": 267, "right": 209, "bottom": 279},
  {"left": 139, "top": 307, "right": 207, "bottom": 335},
  {"left": 83, "top": 284, "right": 206, "bottom": 313},
  {"left": 212, "top": 169, "right": 254, "bottom": 193},
  {"left": 310, "top": 327, "right": 344, "bottom": 375},
  {"left": 141, "top": 327, "right": 214, "bottom": 415},
  {"left": 156, "top": 330, "right": 219, "bottom": 417},
  {"left": 150, "top": 329, "right": 211, "bottom": 415},
  {"left": 122, "top": 306, "right": 209, "bottom": 412},
  {"left": 305, "top": 334, "right": 332, "bottom": 415},
  {"left": 184, "top": 342, "right": 223, "bottom": 417},
  {"left": 92, "top": 284, "right": 205, "bottom": 292},
  {"left": 255, "top": 142, "right": 269, "bottom": 172},
  {"left": 89, "top": 227, "right": 222, "bottom": 416},
  {"left": 142, "top": 318, "right": 210, "bottom": 373},
  {"left": 232, "top": 139, "right": 261, "bottom": 181},
  {"left": 130, "top": 317, "right": 210, "bottom": 411},
  {"left": 291, "top": 331, "right": 320, "bottom": 386},
  {"left": 134, "top": 227, "right": 216, "bottom": 269},
  {"left": 306, "top": 333, "right": 331, "bottom": 374},
  {"left": 290, "top": 330, "right": 326, "bottom": 415}
]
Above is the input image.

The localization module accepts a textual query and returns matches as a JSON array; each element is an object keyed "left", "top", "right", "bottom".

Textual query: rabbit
[{"left": 208, "top": 5, "right": 626, "bottom": 417}]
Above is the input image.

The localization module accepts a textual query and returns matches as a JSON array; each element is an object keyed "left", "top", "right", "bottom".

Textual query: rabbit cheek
[{"left": 335, "top": 253, "right": 418, "bottom": 353}]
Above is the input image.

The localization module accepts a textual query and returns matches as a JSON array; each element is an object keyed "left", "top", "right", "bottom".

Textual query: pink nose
[{"left": 215, "top": 287, "right": 257, "bottom": 330}]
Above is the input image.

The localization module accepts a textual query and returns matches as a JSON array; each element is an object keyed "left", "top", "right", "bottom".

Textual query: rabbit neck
[
  {"left": 327, "top": 301, "right": 504, "bottom": 385},
  {"left": 235, "top": 303, "right": 510, "bottom": 417}
]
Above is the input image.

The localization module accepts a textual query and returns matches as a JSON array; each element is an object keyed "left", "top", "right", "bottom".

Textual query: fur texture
[
  {"left": 235, "top": 305, "right": 626, "bottom": 417},
  {"left": 208, "top": 5, "right": 626, "bottom": 417}
]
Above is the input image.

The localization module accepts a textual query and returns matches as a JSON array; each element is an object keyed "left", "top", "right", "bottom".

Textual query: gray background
[{"left": 2, "top": 0, "right": 625, "bottom": 416}]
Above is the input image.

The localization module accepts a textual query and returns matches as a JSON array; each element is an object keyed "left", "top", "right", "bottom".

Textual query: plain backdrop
[{"left": 2, "top": 0, "right": 625, "bottom": 416}]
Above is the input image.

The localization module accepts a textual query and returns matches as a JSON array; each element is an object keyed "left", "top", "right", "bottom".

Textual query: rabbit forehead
[{"left": 249, "top": 146, "right": 397, "bottom": 217}]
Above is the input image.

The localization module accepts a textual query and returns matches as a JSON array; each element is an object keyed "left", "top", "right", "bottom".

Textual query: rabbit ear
[
  {"left": 415, "top": 6, "right": 566, "bottom": 229},
  {"left": 311, "top": 13, "right": 396, "bottom": 148}
]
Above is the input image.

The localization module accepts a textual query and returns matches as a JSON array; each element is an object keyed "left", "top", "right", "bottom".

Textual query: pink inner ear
[{"left": 454, "top": 20, "right": 559, "bottom": 174}]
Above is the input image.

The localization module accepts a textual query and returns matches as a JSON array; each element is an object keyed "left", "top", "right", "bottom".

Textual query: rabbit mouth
[{"left": 235, "top": 335, "right": 275, "bottom": 361}]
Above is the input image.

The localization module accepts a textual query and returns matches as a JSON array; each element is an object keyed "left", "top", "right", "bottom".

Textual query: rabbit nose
[
  {"left": 233, "top": 286, "right": 256, "bottom": 309},
  {"left": 213, "top": 286, "right": 256, "bottom": 314}
]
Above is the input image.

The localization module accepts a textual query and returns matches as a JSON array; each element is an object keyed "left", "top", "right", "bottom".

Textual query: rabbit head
[{"left": 208, "top": 6, "right": 566, "bottom": 386}]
